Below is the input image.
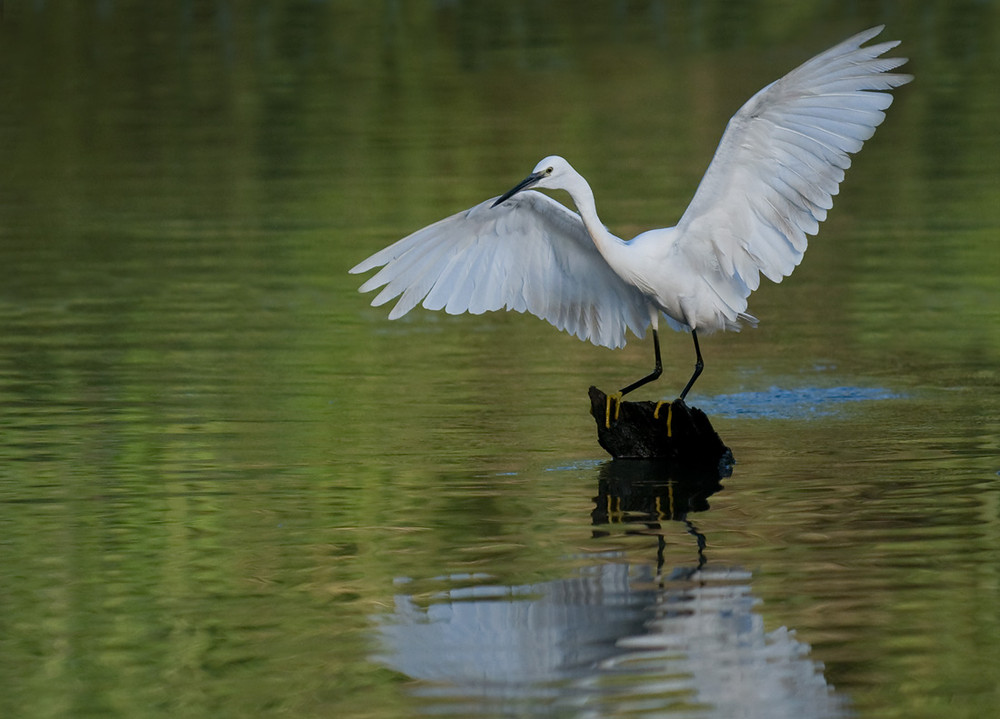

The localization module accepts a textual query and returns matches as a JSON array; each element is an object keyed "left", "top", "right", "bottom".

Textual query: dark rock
[{"left": 588, "top": 386, "right": 734, "bottom": 473}]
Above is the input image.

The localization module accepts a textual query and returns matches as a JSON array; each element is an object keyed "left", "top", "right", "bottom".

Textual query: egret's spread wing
[
  {"left": 350, "top": 191, "right": 651, "bottom": 349},
  {"left": 672, "top": 25, "right": 911, "bottom": 318}
]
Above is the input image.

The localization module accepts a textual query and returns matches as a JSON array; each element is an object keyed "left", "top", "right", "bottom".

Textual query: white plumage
[
  {"left": 353, "top": 191, "right": 650, "bottom": 349},
  {"left": 351, "top": 26, "right": 911, "bottom": 400}
]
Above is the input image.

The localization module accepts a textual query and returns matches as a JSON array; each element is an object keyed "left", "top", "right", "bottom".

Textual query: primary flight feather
[{"left": 351, "top": 26, "right": 912, "bottom": 401}]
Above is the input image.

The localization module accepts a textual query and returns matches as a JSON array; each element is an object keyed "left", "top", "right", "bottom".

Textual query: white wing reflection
[{"left": 374, "top": 562, "right": 848, "bottom": 718}]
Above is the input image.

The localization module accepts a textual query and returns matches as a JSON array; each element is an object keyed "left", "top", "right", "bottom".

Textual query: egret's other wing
[
  {"left": 349, "top": 191, "right": 651, "bottom": 349},
  {"left": 672, "top": 25, "right": 911, "bottom": 315}
]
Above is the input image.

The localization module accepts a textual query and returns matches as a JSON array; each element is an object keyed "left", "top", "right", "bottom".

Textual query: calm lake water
[{"left": 2, "top": 3, "right": 999, "bottom": 718}]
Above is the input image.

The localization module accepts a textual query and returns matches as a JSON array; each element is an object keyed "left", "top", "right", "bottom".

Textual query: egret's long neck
[{"left": 565, "top": 172, "right": 626, "bottom": 263}]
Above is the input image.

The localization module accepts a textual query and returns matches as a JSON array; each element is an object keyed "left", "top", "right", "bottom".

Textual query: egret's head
[{"left": 491, "top": 155, "right": 575, "bottom": 207}]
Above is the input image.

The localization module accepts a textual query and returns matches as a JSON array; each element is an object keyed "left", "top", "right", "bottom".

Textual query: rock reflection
[
  {"left": 374, "top": 462, "right": 847, "bottom": 718},
  {"left": 592, "top": 458, "right": 728, "bottom": 573}
]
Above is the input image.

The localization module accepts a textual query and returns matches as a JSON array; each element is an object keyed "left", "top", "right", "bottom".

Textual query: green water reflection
[{"left": 1, "top": 3, "right": 999, "bottom": 718}]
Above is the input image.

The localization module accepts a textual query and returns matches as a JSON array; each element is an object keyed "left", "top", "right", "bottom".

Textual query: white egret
[{"left": 350, "top": 26, "right": 911, "bottom": 413}]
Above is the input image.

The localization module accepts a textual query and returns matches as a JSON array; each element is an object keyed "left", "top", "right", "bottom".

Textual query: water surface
[{"left": 1, "top": 4, "right": 999, "bottom": 718}]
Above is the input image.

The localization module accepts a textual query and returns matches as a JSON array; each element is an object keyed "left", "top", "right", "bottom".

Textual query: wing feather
[
  {"left": 350, "top": 191, "right": 651, "bottom": 349},
  {"left": 671, "top": 26, "right": 912, "bottom": 328}
]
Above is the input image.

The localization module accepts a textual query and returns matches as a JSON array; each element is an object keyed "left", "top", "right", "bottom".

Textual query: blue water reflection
[{"left": 698, "top": 386, "right": 903, "bottom": 420}]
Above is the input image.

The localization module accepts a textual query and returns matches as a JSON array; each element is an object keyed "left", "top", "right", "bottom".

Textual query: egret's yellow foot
[
  {"left": 604, "top": 391, "right": 623, "bottom": 428},
  {"left": 653, "top": 400, "right": 674, "bottom": 437}
]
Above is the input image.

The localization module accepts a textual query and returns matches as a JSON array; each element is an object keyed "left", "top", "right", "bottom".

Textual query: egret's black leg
[
  {"left": 618, "top": 329, "right": 662, "bottom": 396},
  {"left": 605, "top": 329, "right": 663, "bottom": 427},
  {"left": 678, "top": 329, "right": 704, "bottom": 400}
]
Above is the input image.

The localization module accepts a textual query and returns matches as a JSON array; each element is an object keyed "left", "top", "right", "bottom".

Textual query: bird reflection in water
[{"left": 374, "top": 458, "right": 848, "bottom": 717}]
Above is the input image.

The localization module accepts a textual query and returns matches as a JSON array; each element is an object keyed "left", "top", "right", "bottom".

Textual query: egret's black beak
[{"left": 491, "top": 171, "right": 544, "bottom": 208}]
